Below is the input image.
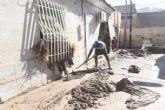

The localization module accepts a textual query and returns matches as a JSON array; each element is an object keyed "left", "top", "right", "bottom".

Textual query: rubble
[
  {"left": 145, "top": 46, "right": 165, "bottom": 54},
  {"left": 129, "top": 49, "right": 148, "bottom": 57},
  {"left": 116, "top": 78, "right": 134, "bottom": 91},
  {"left": 116, "top": 78, "right": 160, "bottom": 109},
  {"left": 118, "top": 49, "right": 149, "bottom": 58},
  {"left": 68, "top": 73, "right": 116, "bottom": 110},
  {"left": 68, "top": 76, "right": 160, "bottom": 110},
  {"left": 128, "top": 65, "right": 141, "bottom": 73}
]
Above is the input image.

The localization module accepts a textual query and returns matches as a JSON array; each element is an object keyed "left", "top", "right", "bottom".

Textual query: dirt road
[{"left": 0, "top": 54, "right": 165, "bottom": 110}]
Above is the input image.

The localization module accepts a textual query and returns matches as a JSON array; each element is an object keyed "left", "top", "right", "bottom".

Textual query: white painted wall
[
  {"left": 0, "top": 0, "right": 51, "bottom": 101},
  {"left": 108, "top": 10, "right": 121, "bottom": 40},
  {"left": 63, "top": 0, "right": 110, "bottom": 63}
]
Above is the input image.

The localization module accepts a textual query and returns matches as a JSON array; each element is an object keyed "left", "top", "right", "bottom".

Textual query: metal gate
[{"left": 35, "top": 0, "right": 71, "bottom": 65}]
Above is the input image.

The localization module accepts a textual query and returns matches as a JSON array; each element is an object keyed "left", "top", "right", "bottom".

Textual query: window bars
[{"left": 35, "top": 0, "right": 71, "bottom": 65}]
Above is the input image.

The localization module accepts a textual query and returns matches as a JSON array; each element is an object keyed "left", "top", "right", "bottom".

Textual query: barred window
[{"left": 35, "top": 0, "right": 71, "bottom": 65}]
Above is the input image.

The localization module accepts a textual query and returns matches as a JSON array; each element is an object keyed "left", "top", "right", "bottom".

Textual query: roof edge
[{"left": 85, "top": 0, "right": 115, "bottom": 14}]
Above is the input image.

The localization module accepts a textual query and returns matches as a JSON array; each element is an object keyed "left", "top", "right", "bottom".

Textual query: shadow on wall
[
  {"left": 77, "top": 24, "right": 82, "bottom": 41},
  {"left": 21, "top": 1, "right": 39, "bottom": 61},
  {"left": 155, "top": 55, "right": 165, "bottom": 80},
  {"left": 20, "top": 1, "right": 52, "bottom": 82}
]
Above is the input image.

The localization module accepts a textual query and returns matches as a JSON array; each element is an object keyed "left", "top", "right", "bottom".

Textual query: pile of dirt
[
  {"left": 118, "top": 49, "right": 149, "bottom": 58},
  {"left": 145, "top": 46, "right": 165, "bottom": 54},
  {"left": 68, "top": 75, "right": 159, "bottom": 110},
  {"left": 68, "top": 73, "right": 116, "bottom": 110},
  {"left": 116, "top": 78, "right": 160, "bottom": 109},
  {"left": 128, "top": 65, "right": 141, "bottom": 73},
  {"left": 130, "top": 49, "right": 148, "bottom": 57},
  {"left": 38, "top": 75, "right": 159, "bottom": 110},
  {"left": 125, "top": 88, "right": 160, "bottom": 109},
  {"left": 116, "top": 78, "right": 134, "bottom": 91}
]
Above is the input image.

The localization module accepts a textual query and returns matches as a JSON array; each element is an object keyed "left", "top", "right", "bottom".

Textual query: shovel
[{"left": 71, "top": 56, "right": 94, "bottom": 74}]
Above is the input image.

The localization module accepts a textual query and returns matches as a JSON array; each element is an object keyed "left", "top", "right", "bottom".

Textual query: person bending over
[{"left": 87, "top": 40, "right": 112, "bottom": 70}]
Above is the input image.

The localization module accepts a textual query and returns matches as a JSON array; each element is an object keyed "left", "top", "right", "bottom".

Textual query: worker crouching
[{"left": 86, "top": 40, "right": 112, "bottom": 70}]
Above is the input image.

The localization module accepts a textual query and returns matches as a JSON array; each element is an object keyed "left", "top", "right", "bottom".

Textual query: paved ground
[
  {"left": 111, "top": 54, "right": 165, "bottom": 110},
  {"left": 0, "top": 54, "right": 165, "bottom": 110}
]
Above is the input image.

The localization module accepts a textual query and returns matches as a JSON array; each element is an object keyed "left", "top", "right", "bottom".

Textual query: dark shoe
[{"left": 108, "top": 71, "right": 114, "bottom": 75}]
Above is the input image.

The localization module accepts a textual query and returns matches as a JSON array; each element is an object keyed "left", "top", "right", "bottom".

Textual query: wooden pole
[
  {"left": 129, "top": 0, "right": 133, "bottom": 48},
  {"left": 123, "top": 0, "right": 127, "bottom": 48}
]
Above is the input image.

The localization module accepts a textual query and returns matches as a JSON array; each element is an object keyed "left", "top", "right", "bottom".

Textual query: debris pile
[
  {"left": 116, "top": 78, "right": 160, "bottom": 109},
  {"left": 116, "top": 78, "right": 134, "bottom": 91},
  {"left": 118, "top": 49, "right": 149, "bottom": 58},
  {"left": 38, "top": 76, "right": 159, "bottom": 110},
  {"left": 128, "top": 65, "right": 141, "bottom": 73},
  {"left": 125, "top": 88, "right": 160, "bottom": 109},
  {"left": 68, "top": 73, "right": 116, "bottom": 110},
  {"left": 146, "top": 46, "right": 165, "bottom": 54},
  {"left": 129, "top": 49, "right": 148, "bottom": 57}
]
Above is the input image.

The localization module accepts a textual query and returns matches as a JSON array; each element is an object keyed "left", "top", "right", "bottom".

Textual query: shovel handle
[{"left": 75, "top": 56, "right": 94, "bottom": 69}]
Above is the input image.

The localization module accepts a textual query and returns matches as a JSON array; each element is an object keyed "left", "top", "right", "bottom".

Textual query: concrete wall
[
  {"left": 109, "top": 10, "right": 121, "bottom": 39},
  {"left": 63, "top": 0, "right": 120, "bottom": 62},
  {"left": 120, "top": 13, "right": 138, "bottom": 28},
  {"left": 0, "top": 0, "right": 53, "bottom": 101},
  {"left": 62, "top": 0, "right": 107, "bottom": 64},
  {"left": 0, "top": 0, "right": 120, "bottom": 101},
  {"left": 119, "top": 27, "right": 165, "bottom": 48},
  {"left": 0, "top": 0, "right": 38, "bottom": 67},
  {"left": 119, "top": 11, "right": 165, "bottom": 48},
  {"left": 137, "top": 11, "right": 165, "bottom": 28}
]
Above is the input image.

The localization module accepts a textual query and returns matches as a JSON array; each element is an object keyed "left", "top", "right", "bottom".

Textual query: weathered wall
[
  {"left": 61, "top": 0, "right": 86, "bottom": 65},
  {"left": 120, "top": 13, "right": 138, "bottom": 28},
  {"left": 0, "top": 0, "right": 38, "bottom": 67},
  {"left": 63, "top": 0, "right": 120, "bottom": 61},
  {"left": 0, "top": 0, "right": 53, "bottom": 101},
  {"left": 63, "top": 0, "right": 105, "bottom": 63},
  {"left": 119, "top": 27, "right": 165, "bottom": 48},
  {"left": 119, "top": 11, "right": 165, "bottom": 48},
  {"left": 108, "top": 10, "right": 121, "bottom": 39}
]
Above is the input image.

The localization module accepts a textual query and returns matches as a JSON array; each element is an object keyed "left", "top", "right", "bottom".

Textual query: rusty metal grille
[{"left": 35, "top": 0, "right": 71, "bottom": 64}]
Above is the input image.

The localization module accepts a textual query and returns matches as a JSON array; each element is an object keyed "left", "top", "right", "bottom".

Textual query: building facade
[
  {"left": 115, "top": 4, "right": 137, "bottom": 28},
  {"left": 0, "top": 0, "right": 121, "bottom": 101}
]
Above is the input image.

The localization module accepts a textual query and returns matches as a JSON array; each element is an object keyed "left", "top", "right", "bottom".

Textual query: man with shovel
[{"left": 86, "top": 40, "right": 112, "bottom": 70}]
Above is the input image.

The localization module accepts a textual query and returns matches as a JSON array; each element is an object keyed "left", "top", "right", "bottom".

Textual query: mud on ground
[
  {"left": 37, "top": 70, "right": 159, "bottom": 110},
  {"left": 37, "top": 70, "right": 116, "bottom": 110},
  {"left": 67, "top": 72, "right": 116, "bottom": 110}
]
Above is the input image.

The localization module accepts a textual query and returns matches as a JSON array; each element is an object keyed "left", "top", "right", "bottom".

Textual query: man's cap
[{"left": 93, "top": 41, "right": 100, "bottom": 48}]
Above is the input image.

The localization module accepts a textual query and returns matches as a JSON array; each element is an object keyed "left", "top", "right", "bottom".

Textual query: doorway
[{"left": 98, "top": 22, "right": 111, "bottom": 53}]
